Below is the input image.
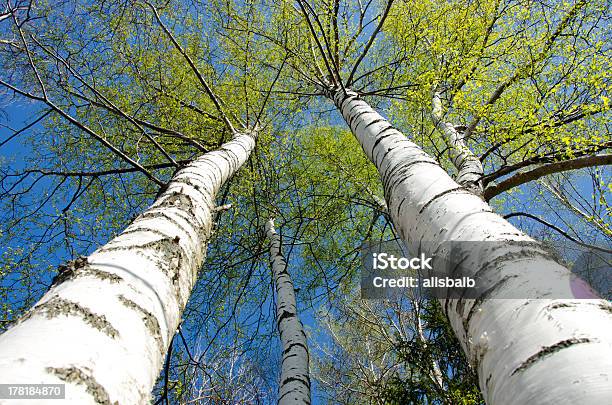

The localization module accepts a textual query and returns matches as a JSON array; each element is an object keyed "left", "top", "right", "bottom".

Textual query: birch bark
[
  {"left": 326, "top": 88, "right": 612, "bottom": 404},
  {"left": 265, "top": 219, "right": 311, "bottom": 405},
  {"left": 431, "top": 90, "right": 484, "bottom": 195},
  {"left": 0, "top": 132, "right": 256, "bottom": 404}
]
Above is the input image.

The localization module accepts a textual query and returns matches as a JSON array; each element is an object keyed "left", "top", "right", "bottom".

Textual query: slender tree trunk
[
  {"left": 412, "top": 300, "right": 445, "bottom": 392},
  {"left": 0, "top": 132, "right": 256, "bottom": 404},
  {"left": 431, "top": 90, "right": 484, "bottom": 195},
  {"left": 325, "top": 88, "right": 612, "bottom": 404},
  {"left": 265, "top": 218, "right": 311, "bottom": 405}
]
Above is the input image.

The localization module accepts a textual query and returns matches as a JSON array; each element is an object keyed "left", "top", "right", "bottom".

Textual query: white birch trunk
[
  {"left": 265, "top": 219, "right": 311, "bottom": 405},
  {"left": 0, "top": 132, "right": 256, "bottom": 404},
  {"left": 326, "top": 88, "right": 612, "bottom": 404},
  {"left": 412, "top": 300, "right": 445, "bottom": 391},
  {"left": 431, "top": 91, "right": 484, "bottom": 195}
]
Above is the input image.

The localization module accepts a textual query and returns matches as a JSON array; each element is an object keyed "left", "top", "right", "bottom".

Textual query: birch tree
[
  {"left": 252, "top": 0, "right": 612, "bottom": 402},
  {"left": 0, "top": 130, "right": 257, "bottom": 404},
  {"left": 265, "top": 218, "right": 311, "bottom": 404},
  {"left": 0, "top": 1, "right": 286, "bottom": 402},
  {"left": 321, "top": 79, "right": 611, "bottom": 405},
  {"left": 0, "top": 0, "right": 610, "bottom": 403},
  {"left": 275, "top": 124, "right": 482, "bottom": 402}
]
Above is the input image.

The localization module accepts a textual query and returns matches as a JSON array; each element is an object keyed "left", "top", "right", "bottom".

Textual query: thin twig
[
  {"left": 504, "top": 212, "right": 612, "bottom": 254},
  {"left": 346, "top": 0, "right": 395, "bottom": 86},
  {"left": 146, "top": 0, "right": 238, "bottom": 133}
]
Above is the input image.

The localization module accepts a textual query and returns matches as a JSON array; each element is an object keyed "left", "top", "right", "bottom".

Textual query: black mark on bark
[
  {"left": 22, "top": 297, "right": 119, "bottom": 338},
  {"left": 511, "top": 338, "right": 593, "bottom": 376},
  {"left": 47, "top": 366, "right": 118, "bottom": 405}
]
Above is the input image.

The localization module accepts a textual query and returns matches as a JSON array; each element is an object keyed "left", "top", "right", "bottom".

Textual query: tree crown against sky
[{"left": 0, "top": 0, "right": 610, "bottom": 403}]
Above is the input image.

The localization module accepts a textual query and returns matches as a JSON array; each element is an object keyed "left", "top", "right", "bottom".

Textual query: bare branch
[
  {"left": 484, "top": 141, "right": 612, "bottom": 184},
  {"left": 30, "top": 34, "right": 179, "bottom": 167},
  {"left": 0, "top": 77, "right": 164, "bottom": 186},
  {"left": 485, "top": 154, "right": 612, "bottom": 200},
  {"left": 255, "top": 54, "right": 288, "bottom": 127},
  {"left": 4, "top": 159, "right": 192, "bottom": 179},
  {"left": 346, "top": 0, "right": 395, "bottom": 87},
  {"left": 0, "top": 109, "right": 52, "bottom": 147},
  {"left": 145, "top": 0, "right": 238, "bottom": 133},
  {"left": 296, "top": 0, "right": 337, "bottom": 87},
  {"left": 504, "top": 212, "right": 612, "bottom": 254}
]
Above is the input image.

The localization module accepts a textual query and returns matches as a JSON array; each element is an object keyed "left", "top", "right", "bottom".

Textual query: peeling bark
[
  {"left": 0, "top": 132, "right": 256, "bottom": 404},
  {"left": 326, "top": 87, "right": 612, "bottom": 405},
  {"left": 265, "top": 219, "right": 311, "bottom": 405}
]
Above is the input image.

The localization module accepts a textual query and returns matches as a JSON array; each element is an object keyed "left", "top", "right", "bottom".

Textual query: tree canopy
[{"left": 0, "top": 0, "right": 609, "bottom": 403}]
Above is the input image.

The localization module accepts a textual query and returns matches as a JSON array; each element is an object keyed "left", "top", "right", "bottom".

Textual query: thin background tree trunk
[{"left": 266, "top": 218, "right": 311, "bottom": 405}]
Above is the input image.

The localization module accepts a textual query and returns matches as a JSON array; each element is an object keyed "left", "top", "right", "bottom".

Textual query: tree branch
[
  {"left": 485, "top": 154, "right": 612, "bottom": 200},
  {"left": 484, "top": 140, "right": 612, "bottom": 184},
  {"left": 463, "top": 0, "right": 587, "bottom": 139},
  {"left": 504, "top": 212, "right": 612, "bottom": 254},
  {"left": 346, "top": 0, "right": 395, "bottom": 87},
  {"left": 146, "top": 0, "right": 238, "bottom": 133},
  {"left": 296, "top": 0, "right": 338, "bottom": 87},
  {"left": 5, "top": 160, "right": 192, "bottom": 179},
  {"left": 480, "top": 105, "right": 606, "bottom": 162},
  {"left": 0, "top": 78, "right": 164, "bottom": 186}
]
